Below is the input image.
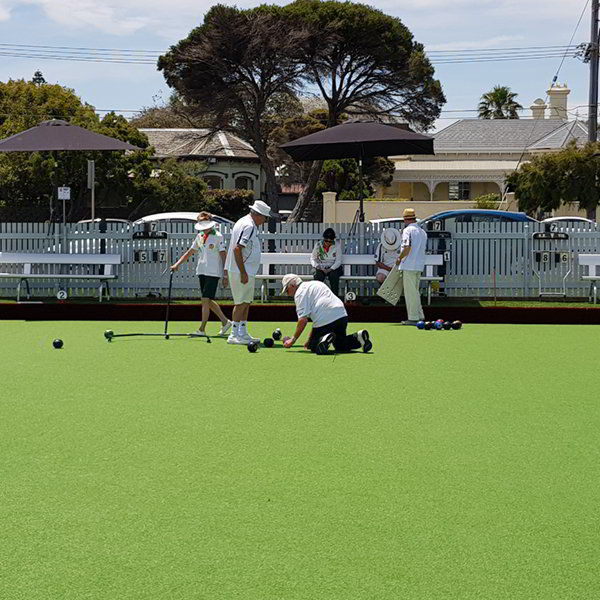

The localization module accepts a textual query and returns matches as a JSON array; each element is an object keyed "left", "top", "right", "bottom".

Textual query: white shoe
[
  {"left": 227, "top": 335, "right": 247, "bottom": 345},
  {"left": 193, "top": 330, "right": 207, "bottom": 337},
  {"left": 219, "top": 320, "right": 232, "bottom": 336},
  {"left": 240, "top": 332, "right": 260, "bottom": 343}
]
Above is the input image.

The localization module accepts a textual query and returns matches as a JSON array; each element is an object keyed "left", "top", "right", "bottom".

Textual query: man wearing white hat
[
  {"left": 396, "top": 207, "right": 428, "bottom": 325},
  {"left": 280, "top": 274, "right": 372, "bottom": 354},
  {"left": 374, "top": 228, "right": 402, "bottom": 285},
  {"left": 170, "top": 211, "right": 232, "bottom": 336},
  {"left": 224, "top": 200, "right": 276, "bottom": 344}
]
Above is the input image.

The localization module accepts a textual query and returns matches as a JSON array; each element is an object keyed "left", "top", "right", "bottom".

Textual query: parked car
[
  {"left": 369, "top": 217, "right": 421, "bottom": 227},
  {"left": 542, "top": 216, "right": 597, "bottom": 230},
  {"left": 421, "top": 209, "right": 537, "bottom": 230},
  {"left": 132, "top": 212, "right": 234, "bottom": 228}
]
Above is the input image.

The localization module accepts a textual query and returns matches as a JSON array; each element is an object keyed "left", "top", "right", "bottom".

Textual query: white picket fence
[{"left": 1, "top": 220, "right": 600, "bottom": 299}]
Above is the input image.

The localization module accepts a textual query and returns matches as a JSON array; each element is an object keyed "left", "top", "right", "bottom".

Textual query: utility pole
[{"left": 588, "top": 0, "right": 599, "bottom": 142}]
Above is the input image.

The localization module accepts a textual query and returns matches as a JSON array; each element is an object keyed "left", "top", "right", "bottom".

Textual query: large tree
[
  {"left": 158, "top": 4, "right": 308, "bottom": 213},
  {"left": 506, "top": 142, "right": 600, "bottom": 220},
  {"left": 283, "top": 0, "right": 445, "bottom": 221},
  {"left": 0, "top": 78, "right": 213, "bottom": 221},
  {"left": 478, "top": 85, "right": 522, "bottom": 119},
  {"left": 158, "top": 1, "right": 445, "bottom": 221}
]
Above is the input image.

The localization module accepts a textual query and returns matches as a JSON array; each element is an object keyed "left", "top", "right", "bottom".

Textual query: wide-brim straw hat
[{"left": 381, "top": 227, "right": 401, "bottom": 251}]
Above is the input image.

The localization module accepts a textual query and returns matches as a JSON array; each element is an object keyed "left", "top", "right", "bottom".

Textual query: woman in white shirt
[
  {"left": 310, "top": 227, "right": 343, "bottom": 297},
  {"left": 374, "top": 228, "right": 402, "bottom": 285},
  {"left": 170, "top": 212, "right": 232, "bottom": 337}
]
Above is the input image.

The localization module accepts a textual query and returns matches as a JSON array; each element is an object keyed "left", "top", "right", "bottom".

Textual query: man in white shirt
[
  {"left": 280, "top": 274, "right": 372, "bottom": 354},
  {"left": 224, "top": 200, "right": 275, "bottom": 344},
  {"left": 396, "top": 208, "right": 428, "bottom": 325},
  {"left": 374, "top": 228, "right": 402, "bottom": 285}
]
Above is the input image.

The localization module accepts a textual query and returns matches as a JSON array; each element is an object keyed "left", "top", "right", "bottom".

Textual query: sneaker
[
  {"left": 240, "top": 332, "right": 260, "bottom": 343},
  {"left": 357, "top": 330, "right": 372, "bottom": 353},
  {"left": 219, "top": 320, "right": 232, "bottom": 336},
  {"left": 316, "top": 332, "right": 336, "bottom": 355},
  {"left": 227, "top": 335, "right": 247, "bottom": 345},
  {"left": 192, "top": 330, "right": 207, "bottom": 337}
]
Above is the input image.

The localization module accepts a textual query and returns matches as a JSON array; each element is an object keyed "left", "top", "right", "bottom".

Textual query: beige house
[
  {"left": 140, "top": 128, "right": 264, "bottom": 200},
  {"left": 325, "top": 84, "right": 589, "bottom": 222}
]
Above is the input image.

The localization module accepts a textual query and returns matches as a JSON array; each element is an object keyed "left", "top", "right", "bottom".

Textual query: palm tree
[{"left": 478, "top": 86, "right": 523, "bottom": 119}]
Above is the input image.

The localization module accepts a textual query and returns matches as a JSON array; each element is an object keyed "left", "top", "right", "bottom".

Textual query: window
[
  {"left": 448, "top": 181, "right": 470, "bottom": 201},
  {"left": 235, "top": 176, "right": 254, "bottom": 190},
  {"left": 203, "top": 175, "right": 223, "bottom": 190}
]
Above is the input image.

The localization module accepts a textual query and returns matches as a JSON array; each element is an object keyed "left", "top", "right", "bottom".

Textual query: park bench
[
  {"left": 578, "top": 253, "right": 600, "bottom": 303},
  {"left": 257, "top": 252, "right": 444, "bottom": 303},
  {"left": 0, "top": 252, "right": 121, "bottom": 302}
]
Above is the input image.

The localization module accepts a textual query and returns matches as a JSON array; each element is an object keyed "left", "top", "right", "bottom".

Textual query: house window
[
  {"left": 235, "top": 176, "right": 254, "bottom": 190},
  {"left": 449, "top": 181, "right": 470, "bottom": 200},
  {"left": 203, "top": 175, "right": 223, "bottom": 190}
]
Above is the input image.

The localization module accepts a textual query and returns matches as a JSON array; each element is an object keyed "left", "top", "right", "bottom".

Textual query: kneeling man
[{"left": 281, "top": 274, "right": 372, "bottom": 354}]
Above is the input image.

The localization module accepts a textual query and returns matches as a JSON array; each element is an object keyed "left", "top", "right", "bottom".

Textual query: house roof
[
  {"left": 393, "top": 159, "right": 520, "bottom": 172},
  {"left": 139, "top": 128, "right": 258, "bottom": 160},
  {"left": 433, "top": 119, "right": 588, "bottom": 153}
]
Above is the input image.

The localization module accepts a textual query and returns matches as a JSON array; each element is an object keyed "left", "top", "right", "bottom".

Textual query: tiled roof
[
  {"left": 526, "top": 120, "right": 588, "bottom": 150},
  {"left": 433, "top": 119, "right": 588, "bottom": 152},
  {"left": 139, "top": 128, "right": 258, "bottom": 159}
]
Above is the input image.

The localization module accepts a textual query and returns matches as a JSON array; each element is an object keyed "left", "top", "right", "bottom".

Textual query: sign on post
[{"left": 57, "top": 187, "right": 71, "bottom": 200}]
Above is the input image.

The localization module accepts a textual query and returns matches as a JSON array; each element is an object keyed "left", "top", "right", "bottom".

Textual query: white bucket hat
[
  {"left": 194, "top": 220, "right": 217, "bottom": 231},
  {"left": 249, "top": 200, "right": 276, "bottom": 218},
  {"left": 281, "top": 273, "right": 303, "bottom": 294},
  {"left": 381, "top": 227, "right": 401, "bottom": 251}
]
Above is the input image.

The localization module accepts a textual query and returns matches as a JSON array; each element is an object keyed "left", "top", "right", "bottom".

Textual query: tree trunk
[{"left": 287, "top": 159, "right": 324, "bottom": 223}]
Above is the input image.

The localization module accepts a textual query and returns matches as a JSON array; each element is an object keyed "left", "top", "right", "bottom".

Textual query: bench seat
[{"left": 0, "top": 252, "right": 121, "bottom": 302}]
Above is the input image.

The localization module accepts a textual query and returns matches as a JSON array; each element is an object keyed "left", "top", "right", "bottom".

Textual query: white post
[{"left": 87, "top": 160, "right": 96, "bottom": 220}]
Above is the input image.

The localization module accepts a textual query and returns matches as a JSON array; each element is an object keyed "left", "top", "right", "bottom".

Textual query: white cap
[
  {"left": 248, "top": 200, "right": 275, "bottom": 218},
  {"left": 281, "top": 273, "right": 303, "bottom": 294},
  {"left": 194, "top": 220, "right": 216, "bottom": 231}
]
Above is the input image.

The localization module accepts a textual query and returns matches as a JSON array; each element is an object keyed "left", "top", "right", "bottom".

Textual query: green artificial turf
[{"left": 1, "top": 321, "right": 599, "bottom": 599}]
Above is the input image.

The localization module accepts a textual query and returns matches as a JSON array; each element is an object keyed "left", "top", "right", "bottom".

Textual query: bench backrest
[
  {"left": 259, "top": 252, "right": 443, "bottom": 275},
  {"left": 0, "top": 252, "right": 121, "bottom": 265},
  {"left": 578, "top": 253, "right": 600, "bottom": 277}
]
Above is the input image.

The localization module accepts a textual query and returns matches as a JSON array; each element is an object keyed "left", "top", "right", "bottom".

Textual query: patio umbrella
[
  {"left": 0, "top": 119, "right": 141, "bottom": 232},
  {"left": 280, "top": 121, "right": 434, "bottom": 221},
  {"left": 0, "top": 119, "right": 140, "bottom": 152}
]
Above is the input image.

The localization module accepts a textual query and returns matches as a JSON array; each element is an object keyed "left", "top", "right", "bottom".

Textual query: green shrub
[
  {"left": 474, "top": 193, "right": 501, "bottom": 209},
  {"left": 201, "top": 189, "right": 254, "bottom": 221}
]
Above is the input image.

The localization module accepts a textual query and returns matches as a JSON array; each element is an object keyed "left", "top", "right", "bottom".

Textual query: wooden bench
[
  {"left": 258, "top": 253, "right": 444, "bottom": 304},
  {"left": 578, "top": 254, "right": 600, "bottom": 303},
  {"left": 0, "top": 252, "right": 121, "bottom": 302}
]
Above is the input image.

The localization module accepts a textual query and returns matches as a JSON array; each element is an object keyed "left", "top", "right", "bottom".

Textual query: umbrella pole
[{"left": 358, "top": 156, "right": 364, "bottom": 223}]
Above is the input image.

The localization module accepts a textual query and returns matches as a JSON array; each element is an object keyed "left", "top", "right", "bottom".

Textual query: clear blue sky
[{"left": 0, "top": 0, "right": 592, "bottom": 131}]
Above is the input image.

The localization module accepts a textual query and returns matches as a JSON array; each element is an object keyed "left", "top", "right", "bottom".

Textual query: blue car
[{"left": 421, "top": 209, "right": 537, "bottom": 230}]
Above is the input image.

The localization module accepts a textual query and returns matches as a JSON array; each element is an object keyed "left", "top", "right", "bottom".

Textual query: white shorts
[{"left": 229, "top": 272, "right": 256, "bottom": 304}]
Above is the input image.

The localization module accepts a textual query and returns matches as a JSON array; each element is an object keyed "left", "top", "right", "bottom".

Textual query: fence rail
[{"left": 1, "top": 221, "right": 600, "bottom": 299}]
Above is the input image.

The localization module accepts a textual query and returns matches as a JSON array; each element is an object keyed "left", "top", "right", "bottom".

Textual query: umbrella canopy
[
  {"left": 280, "top": 121, "right": 434, "bottom": 161},
  {"left": 0, "top": 119, "right": 141, "bottom": 152}
]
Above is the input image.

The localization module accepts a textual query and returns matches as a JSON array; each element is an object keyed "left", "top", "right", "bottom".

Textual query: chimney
[
  {"left": 530, "top": 98, "right": 547, "bottom": 119},
  {"left": 547, "top": 83, "right": 570, "bottom": 119}
]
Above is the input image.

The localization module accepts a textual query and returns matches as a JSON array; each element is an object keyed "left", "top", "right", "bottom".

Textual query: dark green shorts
[{"left": 198, "top": 275, "right": 219, "bottom": 299}]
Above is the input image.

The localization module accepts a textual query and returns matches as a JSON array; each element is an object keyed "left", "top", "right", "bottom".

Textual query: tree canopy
[
  {"left": 478, "top": 85, "right": 522, "bottom": 119},
  {"left": 506, "top": 142, "right": 600, "bottom": 219},
  {"left": 0, "top": 78, "right": 219, "bottom": 222},
  {"left": 158, "top": 0, "right": 445, "bottom": 221}
]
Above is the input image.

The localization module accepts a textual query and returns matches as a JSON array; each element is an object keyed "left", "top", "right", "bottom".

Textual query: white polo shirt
[
  {"left": 225, "top": 214, "right": 262, "bottom": 276},
  {"left": 398, "top": 223, "right": 427, "bottom": 272},
  {"left": 294, "top": 281, "right": 347, "bottom": 328},
  {"left": 191, "top": 230, "right": 226, "bottom": 277}
]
